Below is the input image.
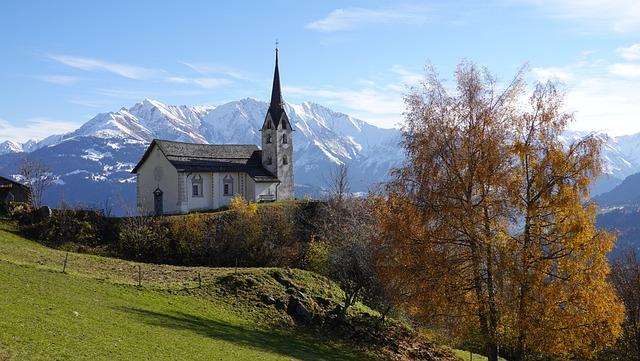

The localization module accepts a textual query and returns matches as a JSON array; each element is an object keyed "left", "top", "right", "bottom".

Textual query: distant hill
[
  {"left": 597, "top": 207, "right": 640, "bottom": 258},
  {"left": 594, "top": 172, "right": 640, "bottom": 208}
]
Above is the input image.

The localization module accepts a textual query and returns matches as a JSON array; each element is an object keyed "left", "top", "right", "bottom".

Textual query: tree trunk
[
  {"left": 515, "top": 214, "right": 532, "bottom": 361},
  {"left": 469, "top": 241, "right": 492, "bottom": 359},
  {"left": 341, "top": 287, "right": 361, "bottom": 318},
  {"left": 484, "top": 207, "right": 499, "bottom": 361},
  {"left": 376, "top": 305, "right": 392, "bottom": 332}
]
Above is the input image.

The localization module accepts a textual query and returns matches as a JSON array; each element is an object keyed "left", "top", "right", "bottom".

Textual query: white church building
[{"left": 132, "top": 50, "right": 294, "bottom": 215}]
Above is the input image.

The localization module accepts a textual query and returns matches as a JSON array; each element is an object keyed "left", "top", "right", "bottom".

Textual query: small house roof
[{"left": 0, "top": 175, "right": 29, "bottom": 190}]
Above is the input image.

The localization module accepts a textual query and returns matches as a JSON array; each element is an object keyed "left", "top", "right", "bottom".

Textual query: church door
[{"left": 153, "top": 188, "right": 163, "bottom": 216}]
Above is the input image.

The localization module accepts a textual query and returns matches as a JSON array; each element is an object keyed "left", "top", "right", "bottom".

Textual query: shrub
[{"left": 304, "top": 236, "right": 329, "bottom": 275}]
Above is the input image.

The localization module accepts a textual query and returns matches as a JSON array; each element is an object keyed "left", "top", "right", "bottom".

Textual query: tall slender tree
[
  {"left": 375, "top": 62, "right": 625, "bottom": 361},
  {"left": 506, "top": 82, "right": 624, "bottom": 360},
  {"left": 375, "top": 62, "right": 523, "bottom": 360}
]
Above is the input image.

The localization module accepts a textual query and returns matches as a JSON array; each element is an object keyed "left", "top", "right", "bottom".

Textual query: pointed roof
[
  {"left": 264, "top": 48, "right": 291, "bottom": 130},
  {"left": 270, "top": 48, "right": 283, "bottom": 111}
]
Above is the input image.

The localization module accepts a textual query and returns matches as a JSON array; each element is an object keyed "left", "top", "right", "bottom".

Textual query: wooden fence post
[
  {"left": 137, "top": 265, "right": 142, "bottom": 286},
  {"left": 62, "top": 252, "right": 69, "bottom": 273},
  {"left": 198, "top": 272, "right": 202, "bottom": 288}
]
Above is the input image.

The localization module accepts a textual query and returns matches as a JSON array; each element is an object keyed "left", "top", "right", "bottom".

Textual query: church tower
[{"left": 261, "top": 47, "right": 294, "bottom": 200}]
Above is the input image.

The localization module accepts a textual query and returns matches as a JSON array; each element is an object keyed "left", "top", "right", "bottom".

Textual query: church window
[
  {"left": 266, "top": 119, "right": 272, "bottom": 129},
  {"left": 223, "top": 175, "right": 234, "bottom": 196},
  {"left": 282, "top": 134, "right": 287, "bottom": 144},
  {"left": 267, "top": 157, "right": 272, "bottom": 165},
  {"left": 191, "top": 175, "right": 203, "bottom": 197},
  {"left": 267, "top": 135, "right": 272, "bottom": 143},
  {"left": 283, "top": 155, "right": 288, "bottom": 165}
]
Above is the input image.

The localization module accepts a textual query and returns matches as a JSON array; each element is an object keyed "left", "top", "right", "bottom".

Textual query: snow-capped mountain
[
  {"left": 561, "top": 131, "right": 640, "bottom": 180},
  {"left": 0, "top": 140, "right": 22, "bottom": 154},
  {"left": 3, "top": 97, "right": 637, "bottom": 215},
  {"left": 0, "top": 98, "right": 401, "bottom": 214}
]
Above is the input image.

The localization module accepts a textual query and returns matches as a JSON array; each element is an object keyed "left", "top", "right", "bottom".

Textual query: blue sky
[{"left": 1, "top": 0, "right": 640, "bottom": 142}]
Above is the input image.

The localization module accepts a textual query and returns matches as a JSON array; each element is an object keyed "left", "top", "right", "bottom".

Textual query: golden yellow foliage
[{"left": 375, "top": 63, "right": 625, "bottom": 361}]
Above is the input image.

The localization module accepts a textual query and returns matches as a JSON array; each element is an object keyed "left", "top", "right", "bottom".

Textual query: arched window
[
  {"left": 191, "top": 174, "right": 203, "bottom": 197},
  {"left": 282, "top": 133, "right": 287, "bottom": 144},
  {"left": 223, "top": 175, "right": 234, "bottom": 196},
  {"left": 267, "top": 135, "right": 272, "bottom": 143},
  {"left": 267, "top": 157, "right": 273, "bottom": 165},
  {"left": 282, "top": 121, "right": 287, "bottom": 130},
  {"left": 265, "top": 119, "right": 273, "bottom": 129},
  {"left": 283, "top": 155, "right": 288, "bottom": 165}
]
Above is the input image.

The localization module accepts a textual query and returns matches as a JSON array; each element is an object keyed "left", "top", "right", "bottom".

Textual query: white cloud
[
  {"left": 306, "top": 6, "right": 429, "bottom": 32},
  {"left": 0, "top": 117, "right": 81, "bottom": 142},
  {"left": 390, "top": 65, "right": 423, "bottom": 84},
  {"left": 617, "top": 44, "right": 640, "bottom": 60},
  {"left": 167, "top": 76, "right": 232, "bottom": 89},
  {"left": 181, "top": 62, "right": 251, "bottom": 80},
  {"left": 520, "top": 0, "right": 640, "bottom": 32},
  {"left": 48, "top": 54, "right": 162, "bottom": 80},
  {"left": 282, "top": 64, "right": 426, "bottom": 128},
  {"left": 609, "top": 63, "right": 640, "bottom": 78},
  {"left": 33, "top": 74, "right": 82, "bottom": 85},
  {"left": 284, "top": 84, "right": 404, "bottom": 128},
  {"left": 531, "top": 58, "right": 640, "bottom": 135},
  {"left": 46, "top": 54, "right": 237, "bottom": 90},
  {"left": 532, "top": 66, "right": 573, "bottom": 82}
]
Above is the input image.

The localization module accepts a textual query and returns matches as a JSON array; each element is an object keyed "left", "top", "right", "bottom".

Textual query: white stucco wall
[
  {"left": 185, "top": 173, "right": 213, "bottom": 212},
  {"left": 213, "top": 172, "right": 241, "bottom": 208},
  {"left": 135, "top": 145, "right": 179, "bottom": 215},
  {"left": 137, "top": 155, "right": 281, "bottom": 214},
  {"left": 254, "top": 181, "right": 278, "bottom": 202}
]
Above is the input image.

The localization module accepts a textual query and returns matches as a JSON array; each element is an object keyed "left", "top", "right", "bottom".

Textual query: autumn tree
[
  {"left": 505, "top": 82, "right": 623, "bottom": 360},
  {"left": 225, "top": 195, "right": 260, "bottom": 266},
  {"left": 375, "top": 62, "right": 624, "bottom": 361},
  {"left": 375, "top": 62, "right": 522, "bottom": 360}
]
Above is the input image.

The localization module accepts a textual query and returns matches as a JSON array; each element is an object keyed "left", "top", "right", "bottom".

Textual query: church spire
[
  {"left": 262, "top": 44, "right": 291, "bottom": 131},
  {"left": 269, "top": 46, "right": 284, "bottom": 112}
]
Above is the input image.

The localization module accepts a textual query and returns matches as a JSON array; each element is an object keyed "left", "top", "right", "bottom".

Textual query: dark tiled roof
[
  {"left": 132, "top": 139, "right": 279, "bottom": 182},
  {"left": 157, "top": 140, "right": 259, "bottom": 160}
]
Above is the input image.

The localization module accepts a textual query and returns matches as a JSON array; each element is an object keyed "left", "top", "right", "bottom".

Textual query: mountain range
[
  {"left": 4, "top": 98, "right": 640, "bottom": 216},
  {"left": 0, "top": 98, "right": 402, "bottom": 215}
]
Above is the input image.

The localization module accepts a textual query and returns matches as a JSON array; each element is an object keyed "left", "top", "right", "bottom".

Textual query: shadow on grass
[{"left": 118, "top": 306, "right": 367, "bottom": 361}]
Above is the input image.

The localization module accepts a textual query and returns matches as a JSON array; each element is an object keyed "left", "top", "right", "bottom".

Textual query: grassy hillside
[{"left": 0, "top": 220, "right": 375, "bottom": 361}]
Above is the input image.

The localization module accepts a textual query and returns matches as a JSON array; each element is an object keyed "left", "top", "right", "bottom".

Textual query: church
[{"left": 132, "top": 50, "right": 294, "bottom": 215}]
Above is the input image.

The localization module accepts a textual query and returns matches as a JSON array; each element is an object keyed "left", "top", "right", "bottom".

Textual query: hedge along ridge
[{"left": 15, "top": 200, "right": 323, "bottom": 268}]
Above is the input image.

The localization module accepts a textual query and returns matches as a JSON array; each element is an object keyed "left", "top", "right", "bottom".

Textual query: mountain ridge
[
  {"left": 0, "top": 98, "right": 401, "bottom": 214},
  {"left": 2, "top": 98, "right": 640, "bottom": 215}
]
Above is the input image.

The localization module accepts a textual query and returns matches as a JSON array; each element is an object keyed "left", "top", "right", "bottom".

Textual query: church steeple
[
  {"left": 270, "top": 47, "right": 283, "bottom": 111},
  {"left": 260, "top": 44, "right": 294, "bottom": 201},
  {"left": 264, "top": 46, "right": 290, "bottom": 130}
]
